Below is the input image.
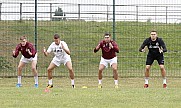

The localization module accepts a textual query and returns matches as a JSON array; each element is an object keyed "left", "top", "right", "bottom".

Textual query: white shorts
[
  {"left": 100, "top": 56, "right": 117, "bottom": 68},
  {"left": 20, "top": 53, "right": 37, "bottom": 63},
  {"left": 51, "top": 56, "right": 71, "bottom": 66}
]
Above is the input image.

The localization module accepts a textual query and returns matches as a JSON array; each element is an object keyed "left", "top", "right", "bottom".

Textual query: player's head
[
  {"left": 20, "top": 35, "right": 27, "bottom": 46},
  {"left": 150, "top": 30, "right": 157, "bottom": 41},
  {"left": 104, "top": 32, "right": 111, "bottom": 43},
  {"left": 54, "top": 33, "right": 60, "bottom": 45}
]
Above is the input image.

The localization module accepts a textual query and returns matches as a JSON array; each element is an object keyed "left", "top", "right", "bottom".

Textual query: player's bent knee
[
  {"left": 47, "top": 68, "right": 53, "bottom": 72},
  {"left": 112, "top": 67, "right": 117, "bottom": 71},
  {"left": 159, "top": 64, "right": 164, "bottom": 68},
  {"left": 68, "top": 68, "right": 73, "bottom": 72},
  {"left": 18, "top": 66, "right": 23, "bottom": 71},
  {"left": 160, "top": 66, "right": 165, "bottom": 70},
  {"left": 145, "top": 66, "right": 150, "bottom": 71}
]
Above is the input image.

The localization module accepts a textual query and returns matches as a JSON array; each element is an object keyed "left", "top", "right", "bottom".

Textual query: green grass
[{"left": 1, "top": 77, "right": 181, "bottom": 108}]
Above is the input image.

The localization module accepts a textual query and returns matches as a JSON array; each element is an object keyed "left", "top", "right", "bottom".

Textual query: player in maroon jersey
[
  {"left": 12, "top": 36, "right": 38, "bottom": 88},
  {"left": 94, "top": 32, "right": 119, "bottom": 88}
]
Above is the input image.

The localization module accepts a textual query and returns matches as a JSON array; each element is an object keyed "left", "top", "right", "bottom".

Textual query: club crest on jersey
[{"left": 156, "top": 42, "right": 159, "bottom": 46}]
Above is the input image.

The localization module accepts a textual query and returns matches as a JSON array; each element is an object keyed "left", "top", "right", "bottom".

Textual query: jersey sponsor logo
[
  {"left": 53, "top": 47, "right": 63, "bottom": 53},
  {"left": 149, "top": 42, "right": 160, "bottom": 49}
]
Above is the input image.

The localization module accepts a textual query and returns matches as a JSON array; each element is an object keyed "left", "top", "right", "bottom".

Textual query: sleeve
[
  {"left": 13, "top": 44, "right": 20, "bottom": 58},
  {"left": 47, "top": 43, "right": 53, "bottom": 53},
  {"left": 112, "top": 41, "right": 119, "bottom": 53},
  {"left": 159, "top": 38, "right": 167, "bottom": 52},
  {"left": 94, "top": 41, "right": 102, "bottom": 53},
  {"left": 139, "top": 39, "right": 148, "bottom": 52},
  {"left": 28, "top": 43, "right": 36, "bottom": 57}
]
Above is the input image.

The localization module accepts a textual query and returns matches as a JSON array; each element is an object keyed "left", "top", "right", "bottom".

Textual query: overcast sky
[{"left": 0, "top": 0, "right": 180, "bottom": 23}]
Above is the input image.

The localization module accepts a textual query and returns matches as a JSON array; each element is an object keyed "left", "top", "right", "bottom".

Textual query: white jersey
[{"left": 47, "top": 41, "right": 70, "bottom": 60}]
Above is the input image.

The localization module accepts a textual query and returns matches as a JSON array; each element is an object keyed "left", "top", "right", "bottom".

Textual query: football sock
[
  {"left": 71, "top": 79, "right": 74, "bottom": 85},
  {"left": 48, "top": 79, "right": 53, "bottom": 85},
  {"left": 145, "top": 77, "right": 149, "bottom": 84},
  {"left": 163, "top": 77, "right": 167, "bottom": 84},
  {"left": 114, "top": 80, "right": 118, "bottom": 85},
  {"left": 18, "top": 76, "right": 21, "bottom": 84},
  {"left": 34, "top": 75, "right": 38, "bottom": 84},
  {"left": 98, "top": 79, "right": 102, "bottom": 84}
]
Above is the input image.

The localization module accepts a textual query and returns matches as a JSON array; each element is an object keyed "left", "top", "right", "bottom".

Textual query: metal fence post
[
  {"left": 166, "top": 6, "right": 168, "bottom": 24},
  {"left": 113, "top": 0, "right": 116, "bottom": 40},
  {"left": 20, "top": 3, "right": 22, "bottom": 21},
  {"left": 0, "top": 3, "right": 2, "bottom": 21},
  {"left": 34, "top": 0, "right": 37, "bottom": 51},
  {"left": 136, "top": 5, "right": 138, "bottom": 22},
  {"left": 107, "top": 5, "right": 109, "bottom": 22},
  {"left": 78, "top": 4, "right": 80, "bottom": 20},
  {"left": 50, "top": 3, "right": 52, "bottom": 21}
]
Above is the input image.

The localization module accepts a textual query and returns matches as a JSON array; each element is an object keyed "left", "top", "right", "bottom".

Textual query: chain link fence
[{"left": 0, "top": 1, "right": 181, "bottom": 77}]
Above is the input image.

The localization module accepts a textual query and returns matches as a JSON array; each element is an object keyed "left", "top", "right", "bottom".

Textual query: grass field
[
  {"left": 0, "top": 20, "right": 181, "bottom": 107},
  {"left": 1, "top": 77, "right": 181, "bottom": 108}
]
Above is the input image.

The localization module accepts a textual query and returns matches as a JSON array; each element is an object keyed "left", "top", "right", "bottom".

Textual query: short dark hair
[
  {"left": 150, "top": 30, "right": 157, "bottom": 33},
  {"left": 104, "top": 32, "right": 111, "bottom": 36},
  {"left": 54, "top": 33, "right": 60, "bottom": 39},
  {"left": 20, "top": 35, "right": 27, "bottom": 40}
]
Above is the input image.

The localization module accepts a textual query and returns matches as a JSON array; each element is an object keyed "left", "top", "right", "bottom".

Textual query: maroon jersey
[
  {"left": 13, "top": 42, "right": 36, "bottom": 58},
  {"left": 94, "top": 40, "right": 119, "bottom": 59}
]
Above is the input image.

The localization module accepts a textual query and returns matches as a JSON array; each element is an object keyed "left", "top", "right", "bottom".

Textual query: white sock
[
  {"left": 71, "top": 79, "right": 74, "bottom": 85},
  {"left": 145, "top": 77, "right": 149, "bottom": 84},
  {"left": 48, "top": 79, "right": 53, "bottom": 85},
  {"left": 98, "top": 79, "right": 102, "bottom": 84},
  {"left": 18, "top": 76, "right": 21, "bottom": 84},
  {"left": 34, "top": 76, "right": 38, "bottom": 84},
  {"left": 114, "top": 80, "right": 118, "bottom": 85},
  {"left": 163, "top": 77, "right": 167, "bottom": 84}
]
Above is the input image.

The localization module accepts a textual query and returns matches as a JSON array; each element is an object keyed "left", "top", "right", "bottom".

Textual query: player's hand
[
  {"left": 27, "top": 49, "right": 30, "bottom": 52},
  {"left": 26, "top": 49, "right": 32, "bottom": 55},
  {"left": 158, "top": 47, "right": 163, "bottom": 53},
  {"left": 141, "top": 49, "right": 145, "bottom": 52},
  {"left": 12, "top": 50, "right": 15, "bottom": 56},
  {"left": 43, "top": 47, "right": 46, "bottom": 53},
  {"left": 61, "top": 43, "right": 65, "bottom": 50},
  {"left": 43, "top": 47, "right": 48, "bottom": 56},
  {"left": 26, "top": 48, "right": 30, "bottom": 53},
  {"left": 159, "top": 49, "right": 163, "bottom": 53},
  {"left": 109, "top": 42, "right": 113, "bottom": 49}
]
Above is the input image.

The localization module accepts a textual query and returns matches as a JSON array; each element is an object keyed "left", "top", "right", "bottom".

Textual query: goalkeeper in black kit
[{"left": 139, "top": 30, "right": 167, "bottom": 88}]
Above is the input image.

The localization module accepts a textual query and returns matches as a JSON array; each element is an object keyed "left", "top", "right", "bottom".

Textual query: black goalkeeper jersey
[{"left": 139, "top": 37, "right": 167, "bottom": 56}]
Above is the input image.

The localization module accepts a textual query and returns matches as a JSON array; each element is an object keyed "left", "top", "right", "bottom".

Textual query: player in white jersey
[{"left": 43, "top": 33, "right": 75, "bottom": 88}]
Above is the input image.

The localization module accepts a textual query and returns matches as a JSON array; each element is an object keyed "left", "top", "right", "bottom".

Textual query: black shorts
[{"left": 146, "top": 54, "right": 164, "bottom": 65}]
